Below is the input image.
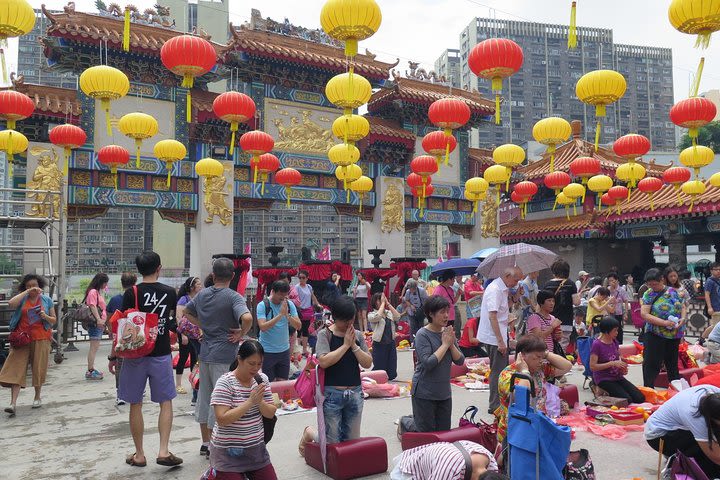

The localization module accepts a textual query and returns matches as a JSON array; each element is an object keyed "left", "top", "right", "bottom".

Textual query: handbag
[
  {"left": 8, "top": 329, "right": 31, "bottom": 348},
  {"left": 188, "top": 362, "right": 200, "bottom": 390},
  {"left": 668, "top": 450, "right": 710, "bottom": 480},
  {"left": 176, "top": 317, "right": 201, "bottom": 340},
  {"left": 110, "top": 286, "right": 159, "bottom": 359},
  {"left": 254, "top": 374, "right": 277, "bottom": 443},
  {"left": 564, "top": 449, "right": 596, "bottom": 480},
  {"left": 294, "top": 355, "right": 324, "bottom": 408},
  {"left": 71, "top": 294, "right": 95, "bottom": 330},
  {"left": 458, "top": 406, "right": 498, "bottom": 453}
]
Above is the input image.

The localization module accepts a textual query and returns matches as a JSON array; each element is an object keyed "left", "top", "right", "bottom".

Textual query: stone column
[
  {"left": 666, "top": 234, "right": 688, "bottom": 269},
  {"left": 190, "top": 161, "right": 234, "bottom": 279}
]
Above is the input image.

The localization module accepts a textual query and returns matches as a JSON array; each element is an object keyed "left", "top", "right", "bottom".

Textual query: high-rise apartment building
[
  {"left": 452, "top": 18, "right": 675, "bottom": 150},
  {"left": 434, "top": 49, "right": 461, "bottom": 88},
  {"left": 17, "top": 9, "right": 77, "bottom": 88}
]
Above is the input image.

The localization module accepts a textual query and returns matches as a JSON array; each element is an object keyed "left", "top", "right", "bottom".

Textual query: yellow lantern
[
  {"left": 328, "top": 143, "right": 361, "bottom": 173},
  {"left": 0, "top": 0, "right": 35, "bottom": 83},
  {"left": 576, "top": 70, "right": 627, "bottom": 150},
  {"left": 679, "top": 145, "right": 714, "bottom": 178},
  {"left": 710, "top": 172, "right": 720, "bottom": 187},
  {"left": 350, "top": 175, "right": 373, "bottom": 213},
  {"left": 195, "top": 157, "right": 224, "bottom": 178},
  {"left": 555, "top": 192, "right": 575, "bottom": 220},
  {"left": 483, "top": 164, "right": 511, "bottom": 203},
  {"left": 336, "top": 164, "right": 363, "bottom": 202},
  {"left": 320, "top": 0, "right": 382, "bottom": 58},
  {"left": 562, "top": 183, "right": 584, "bottom": 216},
  {"left": 464, "top": 189, "right": 487, "bottom": 214},
  {"left": 587, "top": 174, "right": 614, "bottom": 211},
  {"left": 616, "top": 162, "right": 646, "bottom": 193},
  {"left": 154, "top": 139, "right": 187, "bottom": 187},
  {"left": 465, "top": 177, "right": 489, "bottom": 213},
  {"left": 681, "top": 179, "right": 706, "bottom": 212},
  {"left": 325, "top": 71, "right": 372, "bottom": 115},
  {"left": 118, "top": 112, "right": 159, "bottom": 168},
  {"left": 668, "top": 0, "right": 720, "bottom": 49},
  {"left": 493, "top": 144, "right": 525, "bottom": 190},
  {"left": 532, "top": 117, "right": 571, "bottom": 172},
  {"left": 332, "top": 114, "right": 370, "bottom": 144},
  {"left": 79, "top": 65, "right": 130, "bottom": 136},
  {"left": 0, "top": 129, "right": 28, "bottom": 177}
]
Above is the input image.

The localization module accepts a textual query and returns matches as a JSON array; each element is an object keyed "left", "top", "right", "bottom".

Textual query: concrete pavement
[{"left": 2, "top": 341, "right": 660, "bottom": 479}]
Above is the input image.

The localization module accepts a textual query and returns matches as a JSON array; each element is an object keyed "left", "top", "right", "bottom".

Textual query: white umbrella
[{"left": 476, "top": 243, "right": 558, "bottom": 278}]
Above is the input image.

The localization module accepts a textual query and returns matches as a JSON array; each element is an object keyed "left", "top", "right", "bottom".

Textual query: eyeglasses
[{"left": 298, "top": 276, "right": 307, "bottom": 279}]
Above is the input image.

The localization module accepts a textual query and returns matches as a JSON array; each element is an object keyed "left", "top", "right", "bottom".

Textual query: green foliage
[
  {"left": 95, "top": 0, "right": 107, "bottom": 12},
  {"left": 0, "top": 255, "right": 20, "bottom": 275},
  {"left": 679, "top": 121, "right": 720, "bottom": 151}
]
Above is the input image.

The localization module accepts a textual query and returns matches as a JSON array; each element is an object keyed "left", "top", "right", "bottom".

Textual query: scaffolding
[{"left": 0, "top": 187, "right": 67, "bottom": 363}]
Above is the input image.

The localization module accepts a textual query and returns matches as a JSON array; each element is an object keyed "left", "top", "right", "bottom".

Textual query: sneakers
[
  {"left": 190, "top": 399, "right": 197, "bottom": 407},
  {"left": 116, "top": 397, "right": 126, "bottom": 406},
  {"left": 31, "top": 399, "right": 41, "bottom": 409},
  {"left": 200, "top": 444, "right": 209, "bottom": 457},
  {"left": 85, "top": 369, "right": 104, "bottom": 380},
  {"left": 4, "top": 404, "right": 15, "bottom": 416}
]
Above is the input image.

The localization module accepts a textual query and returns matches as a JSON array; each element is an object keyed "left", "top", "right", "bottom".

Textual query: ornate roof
[
  {"left": 0, "top": 78, "right": 81, "bottom": 117},
  {"left": 500, "top": 212, "right": 611, "bottom": 243},
  {"left": 363, "top": 116, "right": 415, "bottom": 145},
  {"left": 226, "top": 25, "right": 397, "bottom": 81},
  {"left": 468, "top": 147, "right": 494, "bottom": 173},
  {"left": 368, "top": 77, "right": 495, "bottom": 117},
  {"left": 517, "top": 121, "right": 670, "bottom": 182}
]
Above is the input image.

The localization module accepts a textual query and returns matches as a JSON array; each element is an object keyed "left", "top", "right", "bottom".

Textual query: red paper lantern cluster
[
  {"left": 49, "top": 124, "right": 87, "bottom": 175},
  {"left": 239, "top": 131, "right": 275, "bottom": 184},
  {"left": 0, "top": 90, "right": 34, "bottom": 130},
  {"left": 213, "top": 91, "right": 256, "bottom": 155},
  {"left": 422, "top": 130, "right": 457, "bottom": 166},
  {"left": 427, "top": 98, "right": 470, "bottom": 165},
  {"left": 512, "top": 181, "right": 538, "bottom": 218},
  {"left": 254, "top": 153, "right": 280, "bottom": 196}
]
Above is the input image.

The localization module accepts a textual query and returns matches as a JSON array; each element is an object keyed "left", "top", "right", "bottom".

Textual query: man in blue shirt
[
  {"left": 257, "top": 280, "right": 301, "bottom": 381},
  {"left": 705, "top": 262, "right": 720, "bottom": 325}
]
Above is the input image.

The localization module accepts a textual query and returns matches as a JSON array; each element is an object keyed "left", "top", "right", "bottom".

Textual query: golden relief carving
[
  {"left": 269, "top": 100, "right": 336, "bottom": 154},
  {"left": 176, "top": 178, "right": 194, "bottom": 193},
  {"left": 481, "top": 188, "right": 499, "bottom": 238},
  {"left": 71, "top": 171, "right": 91, "bottom": 186},
  {"left": 152, "top": 177, "right": 169, "bottom": 191},
  {"left": 127, "top": 175, "right": 145, "bottom": 189},
  {"left": 381, "top": 180, "right": 404, "bottom": 233},
  {"left": 99, "top": 173, "right": 115, "bottom": 188},
  {"left": 234, "top": 168, "right": 250, "bottom": 182},
  {"left": 203, "top": 174, "right": 232, "bottom": 226},
  {"left": 300, "top": 174, "right": 318, "bottom": 187},
  {"left": 27, "top": 148, "right": 63, "bottom": 219}
]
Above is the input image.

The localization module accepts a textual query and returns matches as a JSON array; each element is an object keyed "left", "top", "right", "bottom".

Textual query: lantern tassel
[
  {"left": 422, "top": 181, "right": 426, "bottom": 198},
  {"left": 286, "top": 186, "right": 291, "bottom": 208},
  {"left": 691, "top": 57, "right": 705, "bottom": 97},
  {"left": 123, "top": 8, "right": 131, "bottom": 52},
  {"left": 261, "top": 178, "right": 266, "bottom": 196},
  {"left": 102, "top": 99, "right": 112, "bottom": 136},
  {"left": 444, "top": 139, "right": 450, "bottom": 166},
  {"left": 64, "top": 148, "right": 70, "bottom": 176},
  {"left": 345, "top": 39, "right": 358, "bottom": 58},
  {"left": 113, "top": 170, "right": 118, "bottom": 190},
  {"left": 597, "top": 194, "right": 602, "bottom": 212},
  {"left": 230, "top": 123, "right": 238, "bottom": 156},
  {"left": 649, "top": 193, "right": 655, "bottom": 211},
  {"left": 473, "top": 200, "right": 478, "bottom": 213},
  {"left": 565, "top": 206, "right": 570, "bottom": 221},
  {"left": 505, "top": 167, "right": 512, "bottom": 191},
  {"left": 0, "top": 45, "right": 6, "bottom": 84},
  {"left": 135, "top": 140, "right": 141, "bottom": 168},
  {"left": 186, "top": 90, "right": 192, "bottom": 123},
  {"left": 359, "top": 194, "right": 363, "bottom": 213},
  {"left": 7, "top": 119, "right": 15, "bottom": 130},
  {"left": 573, "top": 202, "right": 577, "bottom": 217},
  {"left": 252, "top": 158, "right": 259, "bottom": 184},
  {"left": 568, "top": 1, "right": 577, "bottom": 49},
  {"left": 688, "top": 199, "right": 695, "bottom": 213},
  {"left": 166, "top": 161, "right": 173, "bottom": 188},
  {"left": 695, "top": 33, "right": 711, "bottom": 50},
  {"left": 553, "top": 196, "right": 559, "bottom": 211},
  {"left": 495, "top": 93, "right": 501, "bottom": 125},
  {"left": 594, "top": 120, "right": 601, "bottom": 151},
  {"left": 346, "top": 189, "right": 350, "bottom": 203},
  {"left": 548, "top": 146, "right": 556, "bottom": 172}
]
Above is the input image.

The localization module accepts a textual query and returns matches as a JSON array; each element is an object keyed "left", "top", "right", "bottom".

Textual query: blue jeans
[{"left": 323, "top": 386, "right": 364, "bottom": 444}]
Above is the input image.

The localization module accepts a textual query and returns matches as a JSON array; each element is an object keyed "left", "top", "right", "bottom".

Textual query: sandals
[
  {"left": 125, "top": 453, "right": 147, "bottom": 467},
  {"left": 298, "top": 426, "right": 312, "bottom": 457},
  {"left": 156, "top": 452, "right": 183, "bottom": 467}
]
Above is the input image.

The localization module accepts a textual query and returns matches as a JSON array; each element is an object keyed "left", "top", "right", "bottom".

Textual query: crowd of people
[{"left": 3, "top": 252, "right": 720, "bottom": 478}]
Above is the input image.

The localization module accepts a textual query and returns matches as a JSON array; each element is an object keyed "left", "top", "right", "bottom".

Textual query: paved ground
[{"left": 2, "top": 341, "right": 660, "bottom": 480}]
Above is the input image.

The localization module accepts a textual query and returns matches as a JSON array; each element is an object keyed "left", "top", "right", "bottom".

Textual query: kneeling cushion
[
  {"left": 401, "top": 424, "right": 488, "bottom": 451},
  {"left": 558, "top": 384, "right": 579, "bottom": 408},
  {"left": 305, "top": 437, "right": 388, "bottom": 480}
]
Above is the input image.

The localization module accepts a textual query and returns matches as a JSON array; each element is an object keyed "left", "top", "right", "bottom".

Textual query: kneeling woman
[
  {"left": 589, "top": 316, "right": 644, "bottom": 403},
  {"left": 208, "top": 340, "right": 277, "bottom": 480},
  {"left": 645, "top": 385, "right": 720, "bottom": 477}
]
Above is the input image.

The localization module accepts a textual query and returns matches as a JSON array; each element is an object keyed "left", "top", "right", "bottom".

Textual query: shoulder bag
[
  {"left": 72, "top": 293, "right": 96, "bottom": 331},
  {"left": 458, "top": 405, "right": 498, "bottom": 453},
  {"left": 254, "top": 374, "right": 277, "bottom": 443},
  {"left": 111, "top": 285, "right": 159, "bottom": 359},
  {"left": 452, "top": 441, "right": 473, "bottom": 480}
]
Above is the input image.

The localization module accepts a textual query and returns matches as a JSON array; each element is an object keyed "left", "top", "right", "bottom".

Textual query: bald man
[
  {"left": 477, "top": 267, "right": 523, "bottom": 414},
  {"left": 401, "top": 269, "right": 427, "bottom": 298}
]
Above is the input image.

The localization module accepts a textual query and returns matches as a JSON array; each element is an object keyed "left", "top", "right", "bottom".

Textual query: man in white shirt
[{"left": 478, "top": 266, "right": 523, "bottom": 414}]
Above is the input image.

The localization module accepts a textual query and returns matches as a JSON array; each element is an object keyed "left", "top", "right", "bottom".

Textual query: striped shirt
[
  {"left": 210, "top": 372, "right": 272, "bottom": 449},
  {"left": 398, "top": 441, "right": 498, "bottom": 480}
]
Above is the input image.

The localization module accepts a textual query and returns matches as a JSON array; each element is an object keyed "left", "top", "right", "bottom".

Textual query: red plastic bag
[
  {"left": 110, "top": 286, "right": 158, "bottom": 359},
  {"left": 172, "top": 353, "right": 191, "bottom": 368},
  {"left": 294, "top": 355, "right": 324, "bottom": 408}
]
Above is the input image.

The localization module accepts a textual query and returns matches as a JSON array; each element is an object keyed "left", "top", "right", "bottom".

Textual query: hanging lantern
[
  {"left": 275, "top": 168, "right": 302, "bottom": 208},
  {"left": 638, "top": 177, "right": 664, "bottom": 211},
  {"left": 118, "top": 112, "right": 159, "bottom": 168},
  {"left": 160, "top": 35, "right": 217, "bottom": 122},
  {"left": 576, "top": 70, "right": 627, "bottom": 150},
  {"left": 422, "top": 130, "right": 457, "bottom": 167},
  {"left": 464, "top": 189, "right": 486, "bottom": 215},
  {"left": 668, "top": 0, "right": 720, "bottom": 49},
  {"left": 336, "top": 164, "right": 363, "bottom": 202},
  {"left": 510, "top": 190, "right": 531, "bottom": 219},
  {"left": 98, "top": 145, "right": 130, "bottom": 189},
  {"left": 568, "top": 1, "right": 578, "bottom": 48},
  {"left": 513, "top": 181, "right": 538, "bottom": 218},
  {"left": 543, "top": 171, "right": 572, "bottom": 201},
  {"left": 681, "top": 179, "right": 706, "bottom": 212},
  {"left": 239, "top": 131, "right": 275, "bottom": 184},
  {"left": 555, "top": 192, "right": 575, "bottom": 220},
  {"left": 616, "top": 162, "right": 646, "bottom": 194},
  {"left": 613, "top": 134, "right": 651, "bottom": 163},
  {"left": 153, "top": 139, "right": 187, "bottom": 187},
  {"left": 532, "top": 117, "right": 571, "bottom": 172},
  {"left": 608, "top": 185, "right": 629, "bottom": 214},
  {"left": 0, "top": 129, "right": 27, "bottom": 177},
  {"left": 465, "top": 177, "right": 490, "bottom": 213},
  {"left": 0, "top": 90, "right": 34, "bottom": 130},
  {"left": 212, "top": 91, "right": 256, "bottom": 156},
  {"left": 569, "top": 156, "right": 601, "bottom": 201},
  {"left": 412, "top": 182, "right": 434, "bottom": 218},
  {"left": 493, "top": 143, "right": 525, "bottom": 190},
  {"left": 670, "top": 98, "right": 717, "bottom": 147},
  {"left": 350, "top": 175, "right": 373, "bottom": 212},
  {"left": 468, "top": 38, "right": 524, "bottom": 124},
  {"left": 484, "top": 164, "right": 511, "bottom": 203},
  {"left": 49, "top": 124, "right": 87, "bottom": 175},
  {"left": 332, "top": 114, "right": 370, "bottom": 145},
  {"left": 428, "top": 98, "right": 470, "bottom": 165},
  {"left": 320, "top": 0, "right": 382, "bottom": 57},
  {"left": 562, "top": 183, "right": 585, "bottom": 216},
  {"left": 587, "top": 174, "right": 614, "bottom": 211},
  {"left": 679, "top": 145, "right": 714, "bottom": 178},
  {"left": 0, "top": 0, "right": 35, "bottom": 83},
  {"left": 601, "top": 193, "right": 618, "bottom": 210},
  {"left": 254, "top": 153, "right": 280, "bottom": 196},
  {"left": 326, "top": 71, "right": 372, "bottom": 115},
  {"left": 195, "top": 157, "right": 224, "bottom": 178},
  {"left": 328, "top": 143, "right": 361, "bottom": 189},
  {"left": 663, "top": 166, "right": 693, "bottom": 205},
  {"left": 410, "top": 155, "right": 439, "bottom": 197},
  {"left": 79, "top": 65, "right": 130, "bottom": 136},
  {"left": 711, "top": 172, "right": 720, "bottom": 187}
]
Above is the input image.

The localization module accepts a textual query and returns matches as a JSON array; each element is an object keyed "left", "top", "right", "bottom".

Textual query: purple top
[{"left": 590, "top": 339, "right": 623, "bottom": 384}]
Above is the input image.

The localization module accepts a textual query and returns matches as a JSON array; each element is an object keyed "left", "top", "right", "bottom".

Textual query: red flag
[
  {"left": 318, "top": 245, "right": 331, "bottom": 260},
  {"left": 237, "top": 242, "right": 252, "bottom": 294}
]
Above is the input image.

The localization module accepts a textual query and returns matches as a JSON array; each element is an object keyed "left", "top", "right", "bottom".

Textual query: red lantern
[
  {"left": 422, "top": 131, "right": 457, "bottom": 166},
  {"left": 468, "top": 38, "right": 524, "bottom": 124},
  {"left": 411, "top": 182, "right": 434, "bottom": 217},
  {"left": 160, "top": 34, "right": 217, "bottom": 122},
  {"left": 608, "top": 185, "right": 628, "bottom": 200},
  {"left": 239, "top": 131, "right": 275, "bottom": 184},
  {"left": 49, "top": 124, "right": 87, "bottom": 175},
  {"left": 0, "top": 90, "right": 34, "bottom": 130},
  {"left": 601, "top": 192, "right": 617, "bottom": 207},
  {"left": 638, "top": 177, "right": 664, "bottom": 211},
  {"left": 98, "top": 145, "right": 130, "bottom": 189},
  {"left": 407, "top": 173, "right": 424, "bottom": 191},
  {"left": 669, "top": 97, "right": 717, "bottom": 144},
  {"left": 569, "top": 157, "right": 601, "bottom": 189},
  {"left": 213, "top": 91, "right": 256, "bottom": 155},
  {"left": 663, "top": 166, "right": 692, "bottom": 206},
  {"left": 514, "top": 181, "right": 538, "bottom": 198},
  {"left": 544, "top": 171, "right": 571, "bottom": 195},
  {"left": 428, "top": 98, "right": 470, "bottom": 165},
  {"left": 613, "top": 134, "right": 651, "bottom": 162},
  {"left": 410, "top": 155, "right": 438, "bottom": 197},
  {"left": 254, "top": 153, "right": 280, "bottom": 196},
  {"left": 275, "top": 167, "right": 301, "bottom": 208}
]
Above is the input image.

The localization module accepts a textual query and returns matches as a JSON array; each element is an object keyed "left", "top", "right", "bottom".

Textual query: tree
[{"left": 679, "top": 121, "right": 720, "bottom": 151}]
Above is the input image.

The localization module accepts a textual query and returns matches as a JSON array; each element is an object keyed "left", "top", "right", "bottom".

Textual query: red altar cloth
[
  {"left": 358, "top": 268, "right": 397, "bottom": 297},
  {"left": 253, "top": 268, "right": 297, "bottom": 301},
  {"left": 233, "top": 258, "right": 251, "bottom": 296},
  {"left": 390, "top": 261, "right": 428, "bottom": 295},
  {"left": 299, "top": 261, "right": 353, "bottom": 282}
]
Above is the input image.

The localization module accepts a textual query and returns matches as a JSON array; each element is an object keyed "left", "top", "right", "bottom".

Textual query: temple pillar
[
  {"left": 667, "top": 234, "right": 688, "bottom": 269},
  {"left": 190, "top": 161, "right": 234, "bottom": 279},
  {"left": 361, "top": 176, "right": 405, "bottom": 267}
]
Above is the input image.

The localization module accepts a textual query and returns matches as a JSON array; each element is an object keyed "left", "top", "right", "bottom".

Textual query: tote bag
[{"left": 111, "top": 286, "right": 159, "bottom": 359}]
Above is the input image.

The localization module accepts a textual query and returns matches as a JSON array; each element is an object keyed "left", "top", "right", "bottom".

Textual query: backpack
[{"left": 564, "top": 449, "right": 596, "bottom": 479}]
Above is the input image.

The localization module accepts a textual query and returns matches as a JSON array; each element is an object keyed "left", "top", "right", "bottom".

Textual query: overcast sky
[{"left": 14, "top": 0, "right": 720, "bottom": 103}]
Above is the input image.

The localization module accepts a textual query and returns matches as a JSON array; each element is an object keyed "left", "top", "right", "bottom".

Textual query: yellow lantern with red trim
[
  {"left": 493, "top": 144, "right": 525, "bottom": 191},
  {"left": 0, "top": 129, "right": 28, "bottom": 177},
  {"left": 681, "top": 179, "right": 706, "bottom": 213},
  {"left": 350, "top": 175, "right": 373, "bottom": 213},
  {"left": 576, "top": 70, "right": 626, "bottom": 150},
  {"left": 118, "top": 112, "right": 159, "bottom": 168}
]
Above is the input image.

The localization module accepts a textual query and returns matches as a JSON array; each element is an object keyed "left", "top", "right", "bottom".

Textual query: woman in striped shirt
[
  {"left": 391, "top": 440, "right": 505, "bottom": 480},
  {"left": 207, "top": 340, "right": 277, "bottom": 480}
]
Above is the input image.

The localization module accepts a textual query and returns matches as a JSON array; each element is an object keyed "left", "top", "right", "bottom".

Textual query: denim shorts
[
  {"left": 323, "top": 386, "right": 364, "bottom": 444},
  {"left": 118, "top": 354, "right": 176, "bottom": 404},
  {"left": 87, "top": 325, "right": 104, "bottom": 340}
]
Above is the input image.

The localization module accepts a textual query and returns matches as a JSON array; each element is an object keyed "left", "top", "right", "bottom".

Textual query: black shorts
[
  {"left": 300, "top": 319, "right": 311, "bottom": 338},
  {"left": 355, "top": 298, "right": 368, "bottom": 311}
]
